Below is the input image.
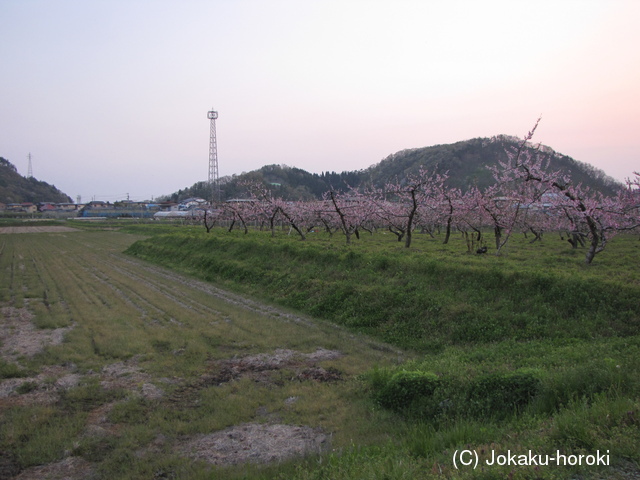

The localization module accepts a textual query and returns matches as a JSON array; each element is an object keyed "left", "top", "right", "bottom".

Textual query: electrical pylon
[{"left": 207, "top": 109, "right": 220, "bottom": 203}]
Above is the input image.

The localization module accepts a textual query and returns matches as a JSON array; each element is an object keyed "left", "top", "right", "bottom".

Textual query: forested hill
[
  {"left": 363, "top": 136, "right": 622, "bottom": 195},
  {"left": 0, "top": 157, "right": 72, "bottom": 204},
  {"left": 162, "top": 136, "right": 623, "bottom": 202}
]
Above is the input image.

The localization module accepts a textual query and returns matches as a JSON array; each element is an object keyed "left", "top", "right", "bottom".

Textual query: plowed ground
[{"left": 0, "top": 228, "right": 402, "bottom": 479}]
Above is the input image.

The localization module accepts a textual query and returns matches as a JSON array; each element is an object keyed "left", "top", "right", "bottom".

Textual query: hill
[
  {"left": 161, "top": 136, "right": 623, "bottom": 202},
  {"left": 0, "top": 157, "right": 72, "bottom": 204},
  {"left": 159, "top": 166, "right": 361, "bottom": 203},
  {"left": 363, "top": 136, "right": 622, "bottom": 195}
]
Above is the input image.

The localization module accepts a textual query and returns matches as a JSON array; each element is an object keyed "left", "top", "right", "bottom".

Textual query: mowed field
[{"left": 0, "top": 228, "right": 404, "bottom": 479}]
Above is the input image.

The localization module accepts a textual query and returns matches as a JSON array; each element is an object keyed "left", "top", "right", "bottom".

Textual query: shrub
[
  {"left": 376, "top": 370, "right": 440, "bottom": 414},
  {"left": 369, "top": 368, "right": 543, "bottom": 421},
  {"left": 467, "top": 371, "right": 541, "bottom": 418},
  {"left": 534, "top": 359, "right": 636, "bottom": 413}
]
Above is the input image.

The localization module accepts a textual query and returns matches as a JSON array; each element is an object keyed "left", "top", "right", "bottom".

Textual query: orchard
[{"left": 200, "top": 122, "right": 639, "bottom": 265}]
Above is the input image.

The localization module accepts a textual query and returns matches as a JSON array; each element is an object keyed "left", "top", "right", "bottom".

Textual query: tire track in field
[
  {"left": 103, "top": 257, "right": 224, "bottom": 320},
  {"left": 65, "top": 253, "right": 196, "bottom": 326},
  {"left": 27, "top": 249, "right": 73, "bottom": 320},
  {"left": 38, "top": 245, "right": 121, "bottom": 314},
  {"left": 62, "top": 253, "right": 151, "bottom": 319},
  {"left": 60, "top": 238, "right": 228, "bottom": 326},
  {"left": 68, "top": 235, "right": 317, "bottom": 327},
  {"left": 114, "top": 254, "right": 318, "bottom": 328}
]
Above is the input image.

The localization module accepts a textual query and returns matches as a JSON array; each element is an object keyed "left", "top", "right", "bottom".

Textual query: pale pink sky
[{"left": 1, "top": 0, "right": 638, "bottom": 201}]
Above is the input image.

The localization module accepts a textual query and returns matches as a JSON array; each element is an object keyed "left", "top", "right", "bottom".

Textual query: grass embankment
[
  {"left": 125, "top": 228, "right": 640, "bottom": 479},
  {"left": 125, "top": 229, "right": 640, "bottom": 350}
]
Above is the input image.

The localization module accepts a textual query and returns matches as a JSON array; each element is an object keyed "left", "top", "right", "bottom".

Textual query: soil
[
  {"left": 169, "top": 348, "right": 343, "bottom": 407},
  {"left": 179, "top": 423, "right": 329, "bottom": 466},
  {"left": 1, "top": 303, "right": 338, "bottom": 478},
  {"left": 0, "top": 227, "right": 367, "bottom": 477},
  {"left": 0, "top": 306, "right": 71, "bottom": 363},
  {"left": 12, "top": 457, "right": 96, "bottom": 480},
  {"left": 0, "top": 226, "right": 80, "bottom": 234}
]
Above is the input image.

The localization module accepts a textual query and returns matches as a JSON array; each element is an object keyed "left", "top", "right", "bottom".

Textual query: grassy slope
[
  {"left": 125, "top": 229, "right": 640, "bottom": 350},
  {"left": 124, "top": 226, "right": 640, "bottom": 479}
]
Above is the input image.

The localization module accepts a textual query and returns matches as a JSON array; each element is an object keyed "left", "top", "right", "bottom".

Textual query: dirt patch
[
  {"left": 296, "top": 366, "right": 342, "bottom": 382},
  {"left": 0, "top": 365, "right": 81, "bottom": 408},
  {"left": 179, "top": 423, "right": 329, "bottom": 466},
  {"left": 220, "top": 348, "right": 342, "bottom": 381},
  {"left": 98, "top": 358, "right": 166, "bottom": 400},
  {"left": 0, "top": 305, "right": 78, "bottom": 408},
  {"left": 170, "top": 348, "right": 343, "bottom": 406},
  {"left": 0, "top": 306, "right": 72, "bottom": 364},
  {"left": 0, "top": 226, "right": 80, "bottom": 234},
  {"left": 12, "top": 456, "right": 96, "bottom": 480},
  {"left": 168, "top": 349, "right": 338, "bottom": 467}
]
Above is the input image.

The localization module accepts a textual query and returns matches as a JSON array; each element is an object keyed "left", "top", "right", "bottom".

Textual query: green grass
[
  {"left": 1, "top": 224, "right": 638, "bottom": 479},
  {"left": 122, "top": 225, "right": 640, "bottom": 478},
  {"left": 125, "top": 228, "right": 640, "bottom": 351},
  {"left": 0, "top": 229, "right": 406, "bottom": 478}
]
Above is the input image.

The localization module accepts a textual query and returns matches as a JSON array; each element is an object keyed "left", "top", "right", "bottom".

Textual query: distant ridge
[
  {"left": 362, "top": 136, "right": 622, "bottom": 194},
  {"left": 161, "top": 136, "right": 623, "bottom": 202},
  {"left": 0, "top": 157, "right": 72, "bottom": 204}
]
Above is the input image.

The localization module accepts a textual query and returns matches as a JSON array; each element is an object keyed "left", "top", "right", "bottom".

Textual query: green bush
[
  {"left": 534, "top": 359, "right": 636, "bottom": 413},
  {"left": 369, "top": 368, "right": 542, "bottom": 421},
  {"left": 466, "top": 371, "right": 541, "bottom": 418},
  {"left": 376, "top": 370, "right": 440, "bottom": 414}
]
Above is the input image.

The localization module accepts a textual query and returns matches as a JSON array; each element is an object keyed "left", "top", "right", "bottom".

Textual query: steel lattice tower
[
  {"left": 27, "top": 153, "right": 33, "bottom": 178},
  {"left": 207, "top": 109, "right": 220, "bottom": 203}
]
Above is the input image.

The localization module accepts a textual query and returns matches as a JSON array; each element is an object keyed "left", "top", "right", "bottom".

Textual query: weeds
[
  {"left": 1, "top": 226, "right": 638, "bottom": 479},
  {"left": 126, "top": 229, "right": 640, "bottom": 351}
]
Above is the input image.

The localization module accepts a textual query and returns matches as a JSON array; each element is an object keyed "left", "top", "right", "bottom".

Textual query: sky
[{"left": 1, "top": 0, "right": 639, "bottom": 202}]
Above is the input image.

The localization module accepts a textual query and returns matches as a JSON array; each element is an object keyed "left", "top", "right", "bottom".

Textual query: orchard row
[{"left": 200, "top": 125, "right": 639, "bottom": 265}]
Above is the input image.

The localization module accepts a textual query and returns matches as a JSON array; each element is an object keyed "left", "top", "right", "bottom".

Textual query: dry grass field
[{"left": 0, "top": 228, "right": 404, "bottom": 479}]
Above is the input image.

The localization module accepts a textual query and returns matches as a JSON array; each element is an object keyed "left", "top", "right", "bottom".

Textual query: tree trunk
[
  {"left": 389, "top": 226, "right": 405, "bottom": 242},
  {"left": 404, "top": 189, "right": 418, "bottom": 248},
  {"left": 528, "top": 227, "right": 543, "bottom": 243},
  {"left": 443, "top": 215, "right": 452, "bottom": 244},
  {"left": 329, "top": 191, "right": 352, "bottom": 244}
]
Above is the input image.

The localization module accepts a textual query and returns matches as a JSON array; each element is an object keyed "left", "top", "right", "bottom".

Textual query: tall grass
[
  {"left": 126, "top": 229, "right": 640, "bottom": 351},
  {"left": 123, "top": 227, "right": 640, "bottom": 478},
  {"left": 2, "top": 226, "right": 638, "bottom": 479}
]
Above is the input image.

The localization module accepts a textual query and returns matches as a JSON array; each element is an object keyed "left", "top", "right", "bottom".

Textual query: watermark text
[{"left": 453, "top": 449, "right": 610, "bottom": 470}]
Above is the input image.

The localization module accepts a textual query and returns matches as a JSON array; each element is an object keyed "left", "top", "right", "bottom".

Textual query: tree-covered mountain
[
  {"left": 159, "top": 166, "right": 363, "bottom": 203},
  {"left": 161, "top": 136, "right": 623, "bottom": 202},
  {"left": 0, "top": 157, "right": 72, "bottom": 204},
  {"left": 362, "top": 136, "right": 622, "bottom": 195}
]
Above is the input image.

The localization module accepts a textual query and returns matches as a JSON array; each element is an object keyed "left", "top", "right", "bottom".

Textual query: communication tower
[
  {"left": 27, "top": 153, "right": 33, "bottom": 178},
  {"left": 207, "top": 109, "right": 220, "bottom": 203}
]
